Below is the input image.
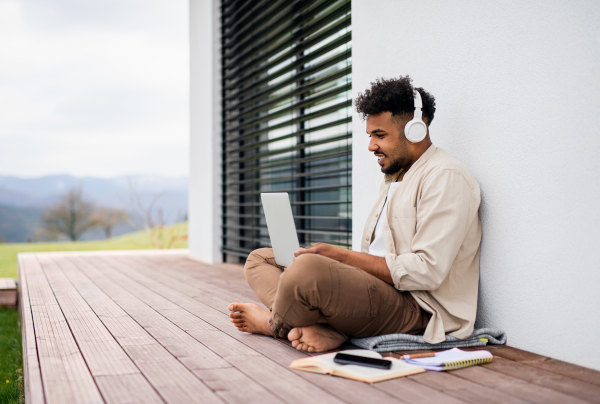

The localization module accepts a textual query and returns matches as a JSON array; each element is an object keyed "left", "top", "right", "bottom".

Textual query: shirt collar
[{"left": 384, "top": 144, "right": 437, "bottom": 184}]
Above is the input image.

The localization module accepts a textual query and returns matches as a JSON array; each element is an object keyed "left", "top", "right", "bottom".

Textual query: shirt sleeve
[{"left": 385, "top": 169, "right": 477, "bottom": 291}]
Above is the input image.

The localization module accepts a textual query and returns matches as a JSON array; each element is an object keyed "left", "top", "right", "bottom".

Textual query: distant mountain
[
  {"left": 0, "top": 204, "right": 43, "bottom": 242},
  {"left": 0, "top": 174, "right": 188, "bottom": 242}
]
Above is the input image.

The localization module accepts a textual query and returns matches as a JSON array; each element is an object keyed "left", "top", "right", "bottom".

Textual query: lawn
[
  {"left": 0, "top": 223, "right": 187, "bottom": 403},
  {"left": 0, "top": 222, "right": 188, "bottom": 279},
  {"left": 0, "top": 309, "right": 23, "bottom": 404}
]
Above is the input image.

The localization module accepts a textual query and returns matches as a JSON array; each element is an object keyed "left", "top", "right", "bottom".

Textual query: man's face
[{"left": 366, "top": 112, "right": 412, "bottom": 174}]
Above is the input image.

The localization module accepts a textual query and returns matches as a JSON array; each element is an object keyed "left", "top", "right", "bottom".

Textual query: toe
[
  {"left": 229, "top": 312, "right": 243, "bottom": 319},
  {"left": 288, "top": 327, "right": 302, "bottom": 342},
  {"left": 229, "top": 303, "right": 242, "bottom": 312}
]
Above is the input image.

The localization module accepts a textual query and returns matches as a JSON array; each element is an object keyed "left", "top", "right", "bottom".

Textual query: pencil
[{"left": 401, "top": 352, "right": 436, "bottom": 360}]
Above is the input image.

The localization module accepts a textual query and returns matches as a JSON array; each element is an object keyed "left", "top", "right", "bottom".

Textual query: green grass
[
  {"left": 0, "top": 309, "right": 23, "bottom": 404},
  {"left": 0, "top": 222, "right": 188, "bottom": 279}
]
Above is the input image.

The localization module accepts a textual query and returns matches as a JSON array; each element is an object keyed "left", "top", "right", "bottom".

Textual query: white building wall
[
  {"left": 189, "top": 0, "right": 222, "bottom": 264},
  {"left": 352, "top": 0, "right": 600, "bottom": 370}
]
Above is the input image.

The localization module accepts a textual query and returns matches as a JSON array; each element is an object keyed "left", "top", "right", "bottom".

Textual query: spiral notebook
[{"left": 403, "top": 348, "right": 493, "bottom": 371}]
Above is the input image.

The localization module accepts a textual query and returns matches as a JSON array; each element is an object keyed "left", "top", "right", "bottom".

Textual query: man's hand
[
  {"left": 294, "top": 243, "right": 394, "bottom": 285},
  {"left": 294, "top": 242, "right": 346, "bottom": 262}
]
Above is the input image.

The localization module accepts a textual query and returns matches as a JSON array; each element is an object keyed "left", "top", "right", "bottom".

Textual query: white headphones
[{"left": 404, "top": 89, "right": 428, "bottom": 143}]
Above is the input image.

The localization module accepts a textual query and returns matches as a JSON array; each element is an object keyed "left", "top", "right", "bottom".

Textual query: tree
[
  {"left": 41, "top": 187, "right": 97, "bottom": 241},
  {"left": 92, "top": 208, "right": 128, "bottom": 239},
  {"left": 124, "top": 179, "right": 185, "bottom": 249}
]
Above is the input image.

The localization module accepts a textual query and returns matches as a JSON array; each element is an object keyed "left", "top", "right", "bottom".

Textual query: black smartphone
[{"left": 333, "top": 353, "right": 392, "bottom": 370}]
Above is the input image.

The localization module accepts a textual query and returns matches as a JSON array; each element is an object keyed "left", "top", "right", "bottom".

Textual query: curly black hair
[{"left": 355, "top": 76, "right": 436, "bottom": 125}]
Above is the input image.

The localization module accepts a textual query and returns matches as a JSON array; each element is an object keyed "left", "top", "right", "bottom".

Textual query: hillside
[
  {"left": 0, "top": 222, "right": 188, "bottom": 279},
  {"left": 0, "top": 174, "right": 188, "bottom": 242},
  {"left": 0, "top": 204, "right": 43, "bottom": 242}
]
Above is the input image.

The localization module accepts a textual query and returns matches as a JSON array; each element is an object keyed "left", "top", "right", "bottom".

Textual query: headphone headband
[
  {"left": 413, "top": 89, "right": 423, "bottom": 120},
  {"left": 404, "top": 87, "right": 427, "bottom": 143}
]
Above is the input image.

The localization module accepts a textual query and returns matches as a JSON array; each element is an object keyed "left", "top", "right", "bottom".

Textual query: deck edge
[
  {"left": 18, "top": 255, "right": 45, "bottom": 404},
  {"left": 17, "top": 249, "right": 189, "bottom": 258}
]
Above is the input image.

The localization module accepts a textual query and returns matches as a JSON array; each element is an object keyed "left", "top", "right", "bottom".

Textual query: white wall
[
  {"left": 188, "top": 0, "right": 222, "bottom": 264},
  {"left": 352, "top": 0, "right": 600, "bottom": 370}
]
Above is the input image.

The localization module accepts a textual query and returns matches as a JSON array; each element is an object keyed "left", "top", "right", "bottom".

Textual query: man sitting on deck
[{"left": 229, "top": 76, "right": 482, "bottom": 352}]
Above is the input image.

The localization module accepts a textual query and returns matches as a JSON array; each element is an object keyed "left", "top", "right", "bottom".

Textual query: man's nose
[{"left": 368, "top": 137, "right": 378, "bottom": 152}]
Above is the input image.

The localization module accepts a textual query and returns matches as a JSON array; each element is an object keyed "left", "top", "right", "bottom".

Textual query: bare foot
[
  {"left": 228, "top": 303, "right": 273, "bottom": 336},
  {"left": 288, "top": 324, "right": 347, "bottom": 352}
]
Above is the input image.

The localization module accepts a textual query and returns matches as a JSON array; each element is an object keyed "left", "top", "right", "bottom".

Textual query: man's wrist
[{"left": 337, "top": 247, "right": 350, "bottom": 265}]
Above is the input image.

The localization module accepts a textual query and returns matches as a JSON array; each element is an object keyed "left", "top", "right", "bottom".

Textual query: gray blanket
[{"left": 349, "top": 328, "right": 507, "bottom": 352}]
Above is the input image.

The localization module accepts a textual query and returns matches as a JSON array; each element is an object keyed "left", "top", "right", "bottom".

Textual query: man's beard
[{"left": 380, "top": 154, "right": 404, "bottom": 174}]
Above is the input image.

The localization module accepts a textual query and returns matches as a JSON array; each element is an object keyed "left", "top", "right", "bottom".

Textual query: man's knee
[
  {"left": 243, "top": 248, "right": 273, "bottom": 281},
  {"left": 280, "top": 253, "right": 332, "bottom": 293}
]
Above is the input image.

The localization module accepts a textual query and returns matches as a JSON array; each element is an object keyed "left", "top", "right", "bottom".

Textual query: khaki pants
[{"left": 244, "top": 248, "right": 431, "bottom": 338}]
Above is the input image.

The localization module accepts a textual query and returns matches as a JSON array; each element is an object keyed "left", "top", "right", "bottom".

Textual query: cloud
[{"left": 0, "top": 0, "right": 189, "bottom": 178}]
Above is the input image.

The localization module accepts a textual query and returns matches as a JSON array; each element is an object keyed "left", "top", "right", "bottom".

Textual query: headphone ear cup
[{"left": 404, "top": 120, "right": 427, "bottom": 143}]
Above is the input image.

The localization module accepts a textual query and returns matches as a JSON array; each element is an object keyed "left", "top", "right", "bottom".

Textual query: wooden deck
[{"left": 18, "top": 250, "right": 600, "bottom": 404}]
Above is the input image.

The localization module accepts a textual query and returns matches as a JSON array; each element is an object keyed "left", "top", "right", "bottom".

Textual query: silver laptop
[{"left": 260, "top": 193, "right": 300, "bottom": 267}]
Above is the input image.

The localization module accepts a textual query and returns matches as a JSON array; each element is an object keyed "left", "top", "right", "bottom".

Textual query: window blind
[{"left": 221, "top": 0, "right": 352, "bottom": 262}]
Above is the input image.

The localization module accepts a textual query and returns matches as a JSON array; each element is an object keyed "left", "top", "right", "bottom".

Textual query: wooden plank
[
  {"left": 527, "top": 359, "right": 600, "bottom": 388},
  {"left": 95, "top": 374, "right": 165, "bottom": 404},
  {"left": 53, "top": 255, "right": 222, "bottom": 404},
  {"left": 483, "top": 356, "right": 600, "bottom": 403},
  {"left": 375, "top": 377, "right": 467, "bottom": 404},
  {"left": 390, "top": 338, "right": 600, "bottom": 403},
  {"left": 0, "top": 289, "right": 18, "bottom": 308},
  {"left": 143, "top": 257, "right": 258, "bottom": 302},
  {"left": 451, "top": 365, "right": 590, "bottom": 404},
  {"left": 422, "top": 345, "right": 600, "bottom": 393},
  {"left": 0, "top": 277, "right": 18, "bottom": 308},
  {"left": 405, "top": 368, "right": 528, "bottom": 404},
  {"left": 114, "top": 255, "right": 423, "bottom": 404},
  {"left": 90, "top": 257, "right": 258, "bottom": 359},
  {"left": 95, "top": 255, "right": 351, "bottom": 404},
  {"left": 101, "top": 257, "right": 301, "bottom": 361},
  {"left": 71, "top": 255, "right": 292, "bottom": 404},
  {"left": 36, "top": 254, "right": 165, "bottom": 404},
  {"left": 129, "top": 256, "right": 264, "bottom": 311},
  {"left": 480, "top": 345, "right": 547, "bottom": 362},
  {"left": 193, "top": 368, "right": 282, "bottom": 404},
  {"left": 69, "top": 256, "right": 230, "bottom": 371},
  {"left": 38, "top": 255, "right": 145, "bottom": 376},
  {"left": 22, "top": 254, "right": 104, "bottom": 404},
  {"left": 18, "top": 255, "right": 45, "bottom": 404},
  {"left": 227, "top": 354, "right": 347, "bottom": 404}
]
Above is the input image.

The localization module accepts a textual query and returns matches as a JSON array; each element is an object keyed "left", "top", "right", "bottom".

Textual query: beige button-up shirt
[{"left": 361, "top": 145, "right": 482, "bottom": 344}]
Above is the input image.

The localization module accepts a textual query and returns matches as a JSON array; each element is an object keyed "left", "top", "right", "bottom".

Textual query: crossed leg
[
  {"left": 229, "top": 248, "right": 350, "bottom": 351},
  {"left": 228, "top": 301, "right": 346, "bottom": 352},
  {"left": 229, "top": 248, "right": 429, "bottom": 352}
]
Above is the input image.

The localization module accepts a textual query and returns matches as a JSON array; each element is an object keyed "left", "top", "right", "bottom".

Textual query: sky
[{"left": 0, "top": 0, "right": 189, "bottom": 178}]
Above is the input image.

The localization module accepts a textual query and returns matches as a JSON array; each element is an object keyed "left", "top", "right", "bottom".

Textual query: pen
[{"left": 401, "top": 353, "right": 436, "bottom": 360}]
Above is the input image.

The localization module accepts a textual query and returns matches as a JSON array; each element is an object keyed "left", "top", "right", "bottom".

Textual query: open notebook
[
  {"left": 404, "top": 348, "right": 493, "bottom": 371},
  {"left": 289, "top": 349, "right": 425, "bottom": 383}
]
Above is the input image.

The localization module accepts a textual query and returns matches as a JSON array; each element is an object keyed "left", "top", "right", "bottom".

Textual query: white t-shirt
[{"left": 368, "top": 182, "right": 400, "bottom": 257}]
